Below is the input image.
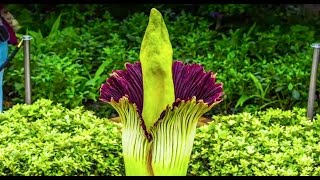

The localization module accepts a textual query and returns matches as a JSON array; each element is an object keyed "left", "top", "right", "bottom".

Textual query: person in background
[{"left": 0, "top": 4, "right": 19, "bottom": 112}]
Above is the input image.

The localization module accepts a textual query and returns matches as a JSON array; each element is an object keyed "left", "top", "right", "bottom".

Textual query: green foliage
[
  {"left": 235, "top": 72, "right": 279, "bottom": 111},
  {"left": 4, "top": 12, "right": 120, "bottom": 108},
  {"left": 1, "top": 100, "right": 320, "bottom": 175},
  {"left": 0, "top": 99, "right": 124, "bottom": 176},
  {"left": 194, "top": 23, "right": 315, "bottom": 114},
  {"left": 2, "top": 5, "right": 319, "bottom": 116},
  {"left": 189, "top": 107, "right": 320, "bottom": 176},
  {"left": 30, "top": 52, "right": 89, "bottom": 108},
  {"left": 198, "top": 4, "right": 251, "bottom": 16}
]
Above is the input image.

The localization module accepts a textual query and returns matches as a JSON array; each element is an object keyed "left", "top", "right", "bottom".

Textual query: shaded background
[{"left": 2, "top": 4, "right": 320, "bottom": 118}]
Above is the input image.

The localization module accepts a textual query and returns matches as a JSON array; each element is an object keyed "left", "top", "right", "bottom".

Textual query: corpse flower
[{"left": 100, "top": 8, "right": 223, "bottom": 176}]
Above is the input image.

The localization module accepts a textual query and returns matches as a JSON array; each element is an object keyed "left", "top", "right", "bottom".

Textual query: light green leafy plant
[
  {"left": 190, "top": 107, "right": 320, "bottom": 176},
  {"left": 0, "top": 99, "right": 124, "bottom": 176},
  {"left": 1, "top": 99, "right": 320, "bottom": 176}
]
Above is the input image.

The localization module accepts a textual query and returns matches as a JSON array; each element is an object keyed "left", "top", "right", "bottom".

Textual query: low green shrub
[
  {"left": 0, "top": 99, "right": 124, "bottom": 176},
  {"left": 1, "top": 99, "right": 320, "bottom": 176},
  {"left": 190, "top": 108, "right": 320, "bottom": 176}
]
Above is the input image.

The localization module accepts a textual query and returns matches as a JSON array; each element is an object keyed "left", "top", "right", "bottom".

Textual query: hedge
[
  {"left": 190, "top": 107, "right": 320, "bottom": 176},
  {"left": 0, "top": 99, "right": 320, "bottom": 176},
  {"left": 0, "top": 99, "right": 124, "bottom": 176}
]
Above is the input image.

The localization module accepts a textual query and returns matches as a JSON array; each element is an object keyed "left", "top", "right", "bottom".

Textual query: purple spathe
[{"left": 100, "top": 61, "right": 223, "bottom": 115}]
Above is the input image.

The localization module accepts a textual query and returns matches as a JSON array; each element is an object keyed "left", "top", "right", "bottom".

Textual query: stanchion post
[
  {"left": 307, "top": 43, "right": 320, "bottom": 120},
  {"left": 22, "top": 35, "right": 32, "bottom": 105}
]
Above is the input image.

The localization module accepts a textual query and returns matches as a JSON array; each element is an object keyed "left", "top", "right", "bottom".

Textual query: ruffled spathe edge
[{"left": 100, "top": 60, "right": 223, "bottom": 115}]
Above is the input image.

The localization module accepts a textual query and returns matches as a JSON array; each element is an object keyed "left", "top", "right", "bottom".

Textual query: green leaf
[
  {"left": 14, "top": 82, "right": 24, "bottom": 91},
  {"left": 48, "top": 13, "right": 62, "bottom": 38},
  {"left": 275, "top": 86, "right": 283, "bottom": 92},
  {"left": 85, "top": 61, "right": 110, "bottom": 87},
  {"left": 248, "top": 73, "right": 264, "bottom": 96},
  {"left": 235, "top": 95, "right": 255, "bottom": 108},
  {"left": 292, "top": 90, "right": 300, "bottom": 100},
  {"left": 94, "top": 61, "right": 110, "bottom": 79},
  {"left": 288, "top": 83, "right": 293, "bottom": 91},
  {"left": 227, "top": 51, "right": 235, "bottom": 59},
  {"left": 27, "top": 29, "right": 44, "bottom": 45},
  {"left": 247, "top": 23, "right": 256, "bottom": 36}
]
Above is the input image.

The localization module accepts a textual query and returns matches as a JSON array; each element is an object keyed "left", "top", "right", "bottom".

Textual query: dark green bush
[
  {"left": 197, "top": 4, "right": 251, "bottom": 16},
  {"left": 192, "top": 24, "right": 315, "bottom": 113},
  {"left": 2, "top": 5, "right": 318, "bottom": 116},
  {"left": 4, "top": 12, "right": 120, "bottom": 108},
  {"left": 5, "top": 51, "right": 92, "bottom": 108}
]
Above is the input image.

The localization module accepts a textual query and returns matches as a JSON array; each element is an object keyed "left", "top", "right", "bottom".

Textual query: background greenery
[{"left": 2, "top": 4, "right": 319, "bottom": 118}]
